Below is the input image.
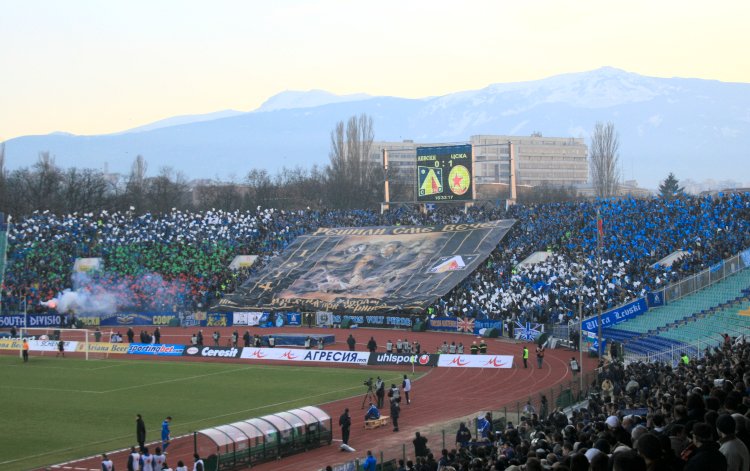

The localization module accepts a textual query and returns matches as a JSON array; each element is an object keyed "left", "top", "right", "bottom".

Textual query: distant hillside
[{"left": 5, "top": 67, "right": 749, "bottom": 189}]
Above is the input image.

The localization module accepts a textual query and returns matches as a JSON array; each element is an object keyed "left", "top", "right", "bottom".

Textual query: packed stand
[
  {"left": 396, "top": 336, "right": 750, "bottom": 470},
  {"left": 1, "top": 194, "right": 749, "bottom": 319}
]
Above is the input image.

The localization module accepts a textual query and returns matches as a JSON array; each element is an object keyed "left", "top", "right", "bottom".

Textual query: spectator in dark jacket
[{"left": 685, "top": 422, "right": 728, "bottom": 471}]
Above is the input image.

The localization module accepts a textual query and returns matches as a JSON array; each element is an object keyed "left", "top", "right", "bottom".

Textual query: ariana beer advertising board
[{"left": 416, "top": 144, "right": 474, "bottom": 202}]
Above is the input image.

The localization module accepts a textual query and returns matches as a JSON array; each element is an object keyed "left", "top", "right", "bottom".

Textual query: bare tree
[
  {"left": 589, "top": 122, "right": 620, "bottom": 198},
  {"left": 124, "top": 155, "right": 148, "bottom": 211},
  {"left": 327, "top": 114, "right": 380, "bottom": 208}
]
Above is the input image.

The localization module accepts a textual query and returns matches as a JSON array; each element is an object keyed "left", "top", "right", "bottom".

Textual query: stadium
[{"left": 1, "top": 175, "right": 750, "bottom": 471}]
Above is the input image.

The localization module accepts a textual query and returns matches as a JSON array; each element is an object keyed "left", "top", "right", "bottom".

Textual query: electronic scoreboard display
[{"left": 416, "top": 144, "right": 473, "bottom": 202}]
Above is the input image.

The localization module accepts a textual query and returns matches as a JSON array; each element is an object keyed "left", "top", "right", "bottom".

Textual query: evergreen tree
[{"left": 658, "top": 172, "right": 684, "bottom": 199}]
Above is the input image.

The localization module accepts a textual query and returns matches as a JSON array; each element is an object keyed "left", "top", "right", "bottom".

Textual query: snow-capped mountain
[{"left": 4, "top": 67, "right": 749, "bottom": 189}]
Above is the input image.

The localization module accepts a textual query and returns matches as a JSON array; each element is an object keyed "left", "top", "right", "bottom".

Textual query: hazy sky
[{"left": 2, "top": 0, "right": 748, "bottom": 140}]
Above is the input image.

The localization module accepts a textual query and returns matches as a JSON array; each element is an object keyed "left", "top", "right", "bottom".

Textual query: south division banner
[
  {"left": 437, "top": 354, "right": 514, "bottom": 369},
  {"left": 216, "top": 220, "right": 514, "bottom": 314}
]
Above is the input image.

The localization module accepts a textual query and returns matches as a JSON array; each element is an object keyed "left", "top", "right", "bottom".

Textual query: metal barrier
[{"left": 665, "top": 253, "right": 748, "bottom": 303}]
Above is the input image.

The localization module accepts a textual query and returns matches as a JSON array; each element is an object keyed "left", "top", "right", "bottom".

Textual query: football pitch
[{"left": 0, "top": 355, "right": 400, "bottom": 471}]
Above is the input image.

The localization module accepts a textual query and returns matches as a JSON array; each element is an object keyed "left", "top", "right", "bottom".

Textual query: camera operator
[{"left": 364, "top": 402, "right": 380, "bottom": 421}]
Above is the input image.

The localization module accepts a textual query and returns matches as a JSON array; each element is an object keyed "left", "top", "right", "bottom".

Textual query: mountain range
[{"left": 4, "top": 67, "right": 749, "bottom": 189}]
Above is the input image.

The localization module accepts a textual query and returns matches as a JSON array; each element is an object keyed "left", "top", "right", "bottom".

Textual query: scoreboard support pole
[
  {"left": 464, "top": 144, "right": 477, "bottom": 213},
  {"left": 381, "top": 149, "right": 390, "bottom": 213}
]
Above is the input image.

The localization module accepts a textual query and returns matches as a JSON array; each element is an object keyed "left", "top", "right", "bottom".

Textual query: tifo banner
[
  {"left": 437, "top": 354, "right": 514, "bottom": 369},
  {"left": 367, "top": 353, "right": 438, "bottom": 367},
  {"left": 232, "top": 312, "right": 266, "bottom": 326},
  {"left": 427, "top": 316, "right": 459, "bottom": 332},
  {"left": 183, "top": 346, "right": 242, "bottom": 358},
  {"left": 581, "top": 298, "right": 648, "bottom": 332},
  {"left": 0, "top": 314, "right": 65, "bottom": 328},
  {"left": 647, "top": 290, "right": 665, "bottom": 307},
  {"left": 215, "top": 220, "right": 515, "bottom": 314},
  {"left": 75, "top": 342, "right": 129, "bottom": 355},
  {"left": 332, "top": 314, "right": 413, "bottom": 328},
  {"left": 240, "top": 348, "right": 369, "bottom": 364},
  {"left": 127, "top": 343, "right": 185, "bottom": 356}
]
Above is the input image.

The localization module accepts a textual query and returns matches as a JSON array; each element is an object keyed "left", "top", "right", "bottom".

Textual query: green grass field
[{"left": 0, "top": 355, "right": 402, "bottom": 470}]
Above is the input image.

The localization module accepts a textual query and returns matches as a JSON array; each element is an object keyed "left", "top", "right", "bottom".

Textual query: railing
[
  {"left": 665, "top": 252, "right": 748, "bottom": 303},
  {"left": 624, "top": 337, "right": 721, "bottom": 366},
  {"left": 327, "top": 369, "right": 599, "bottom": 471}
]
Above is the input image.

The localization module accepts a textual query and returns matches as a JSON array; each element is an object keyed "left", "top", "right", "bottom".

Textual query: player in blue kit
[{"left": 161, "top": 416, "right": 172, "bottom": 453}]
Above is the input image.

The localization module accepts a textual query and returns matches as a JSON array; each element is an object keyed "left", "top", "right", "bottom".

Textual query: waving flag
[{"left": 514, "top": 321, "right": 544, "bottom": 341}]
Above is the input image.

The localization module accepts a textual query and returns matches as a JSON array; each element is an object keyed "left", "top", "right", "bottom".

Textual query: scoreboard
[{"left": 416, "top": 144, "right": 473, "bottom": 202}]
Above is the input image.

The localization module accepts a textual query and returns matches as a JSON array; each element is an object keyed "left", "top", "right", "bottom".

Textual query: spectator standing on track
[
  {"left": 402, "top": 375, "right": 412, "bottom": 405},
  {"left": 396, "top": 339, "right": 403, "bottom": 353},
  {"left": 243, "top": 331, "right": 251, "bottom": 347},
  {"left": 175, "top": 460, "right": 187, "bottom": 471},
  {"left": 127, "top": 327, "right": 134, "bottom": 343},
  {"left": 268, "top": 335, "right": 275, "bottom": 348},
  {"left": 94, "top": 327, "right": 102, "bottom": 342},
  {"left": 339, "top": 408, "right": 351, "bottom": 446},
  {"left": 386, "top": 339, "right": 393, "bottom": 353},
  {"left": 570, "top": 357, "right": 579, "bottom": 376},
  {"left": 479, "top": 340, "right": 488, "bottom": 354},
  {"left": 367, "top": 336, "right": 377, "bottom": 353},
  {"left": 449, "top": 342, "right": 457, "bottom": 354},
  {"left": 10, "top": 325, "right": 17, "bottom": 338},
  {"left": 413, "top": 340, "right": 420, "bottom": 354},
  {"left": 212, "top": 331, "right": 220, "bottom": 346},
  {"left": 22, "top": 338, "right": 29, "bottom": 362},
  {"left": 56, "top": 339, "right": 65, "bottom": 357},
  {"left": 101, "top": 453, "right": 114, "bottom": 471},
  {"left": 192, "top": 453, "right": 204, "bottom": 471},
  {"left": 128, "top": 446, "right": 141, "bottom": 471},
  {"left": 153, "top": 447, "right": 166, "bottom": 470},
  {"left": 413, "top": 432, "right": 428, "bottom": 458},
  {"left": 522, "top": 345, "right": 529, "bottom": 368},
  {"left": 153, "top": 327, "right": 161, "bottom": 344},
  {"left": 363, "top": 451, "right": 376, "bottom": 471},
  {"left": 304, "top": 336, "right": 312, "bottom": 349},
  {"left": 231, "top": 330, "right": 238, "bottom": 347},
  {"left": 376, "top": 377, "right": 385, "bottom": 408},
  {"left": 470, "top": 342, "right": 478, "bottom": 355},
  {"left": 136, "top": 414, "right": 146, "bottom": 450},
  {"left": 190, "top": 333, "right": 197, "bottom": 345},
  {"left": 347, "top": 334, "right": 356, "bottom": 351},
  {"left": 390, "top": 398, "right": 401, "bottom": 432},
  {"left": 317, "top": 337, "right": 324, "bottom": 350},
  {"left": 536, "top": 345, "right": 545, "bottom": 369},
  {"left": 457, "top": 342, "right": 463, "bottom": 354},
  {"left": 161, "top": 416, "right": 172, "bottom": 453}
]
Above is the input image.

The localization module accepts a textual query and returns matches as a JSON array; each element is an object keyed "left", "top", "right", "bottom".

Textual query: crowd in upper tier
[
  {"left": 399, "top": 334, "right": 750, "bottom": 470},
  {"left": 2, "top": 193, "right": 749, "bottom": 325}
]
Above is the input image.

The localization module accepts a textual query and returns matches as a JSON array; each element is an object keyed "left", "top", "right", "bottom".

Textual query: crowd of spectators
[
  {"left": 2, "top": 194, "right": 749, "bottom": 325},
  {"left": 399, "top": 336, "right": 750, "bottom": 470}
]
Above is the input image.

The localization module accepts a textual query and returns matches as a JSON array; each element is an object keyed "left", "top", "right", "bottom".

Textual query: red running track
[{"left": 41, "top": 326, "right": 596, "bottom": 471}]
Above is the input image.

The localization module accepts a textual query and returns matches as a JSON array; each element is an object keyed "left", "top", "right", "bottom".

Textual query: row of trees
[
  {"left": 0, "top": 118, "right": 685, "bottom": 217},
  {"left": 0, "top": 114, "right": 384, "bottom": 216}
]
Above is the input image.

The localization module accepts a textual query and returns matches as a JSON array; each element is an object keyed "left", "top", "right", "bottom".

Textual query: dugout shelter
[{"left": 194, "top": 406, "right": 332, "bottom": 470}]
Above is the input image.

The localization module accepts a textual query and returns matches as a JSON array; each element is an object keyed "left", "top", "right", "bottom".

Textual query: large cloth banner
[
  {"left": 215, "top": 220, "right": 515, "bottom": 314},
  {"left": 239, "top": 347, "right": 369, "bottom": 364},
  {"left": 647, "top": 290, "right": 665, "bottom": 307},
  {"left": 232, "top": 312, "right": 267, "bottom": 326},
  {"left": 581, "top": 298, "right": 648, "bottom": 332},
  {"left": 427, "top": 317, "right": 459, "bottom": 331},
  {"left": 332, "top": 313, "right": 414, "bottom": 328},
  {"left": 437, "top": 354, "right": 514, "bottom": 369}
]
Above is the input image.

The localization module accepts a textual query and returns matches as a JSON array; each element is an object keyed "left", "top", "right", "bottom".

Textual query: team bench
[{"left": 364, "top": 416, "right": 390, "bottom": 429}]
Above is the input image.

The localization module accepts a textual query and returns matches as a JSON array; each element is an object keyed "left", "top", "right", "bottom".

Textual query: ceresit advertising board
[
  {"left": 240, "top": 348, "right": 369, "bottom": 364},
  {"left": 437, "top": 354, "right": 514, "bottom": 369}
]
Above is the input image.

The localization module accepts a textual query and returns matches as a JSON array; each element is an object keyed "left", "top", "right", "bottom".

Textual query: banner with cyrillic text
[{"left": 239, "top": 347, "right": 369, "bottom": 364}]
